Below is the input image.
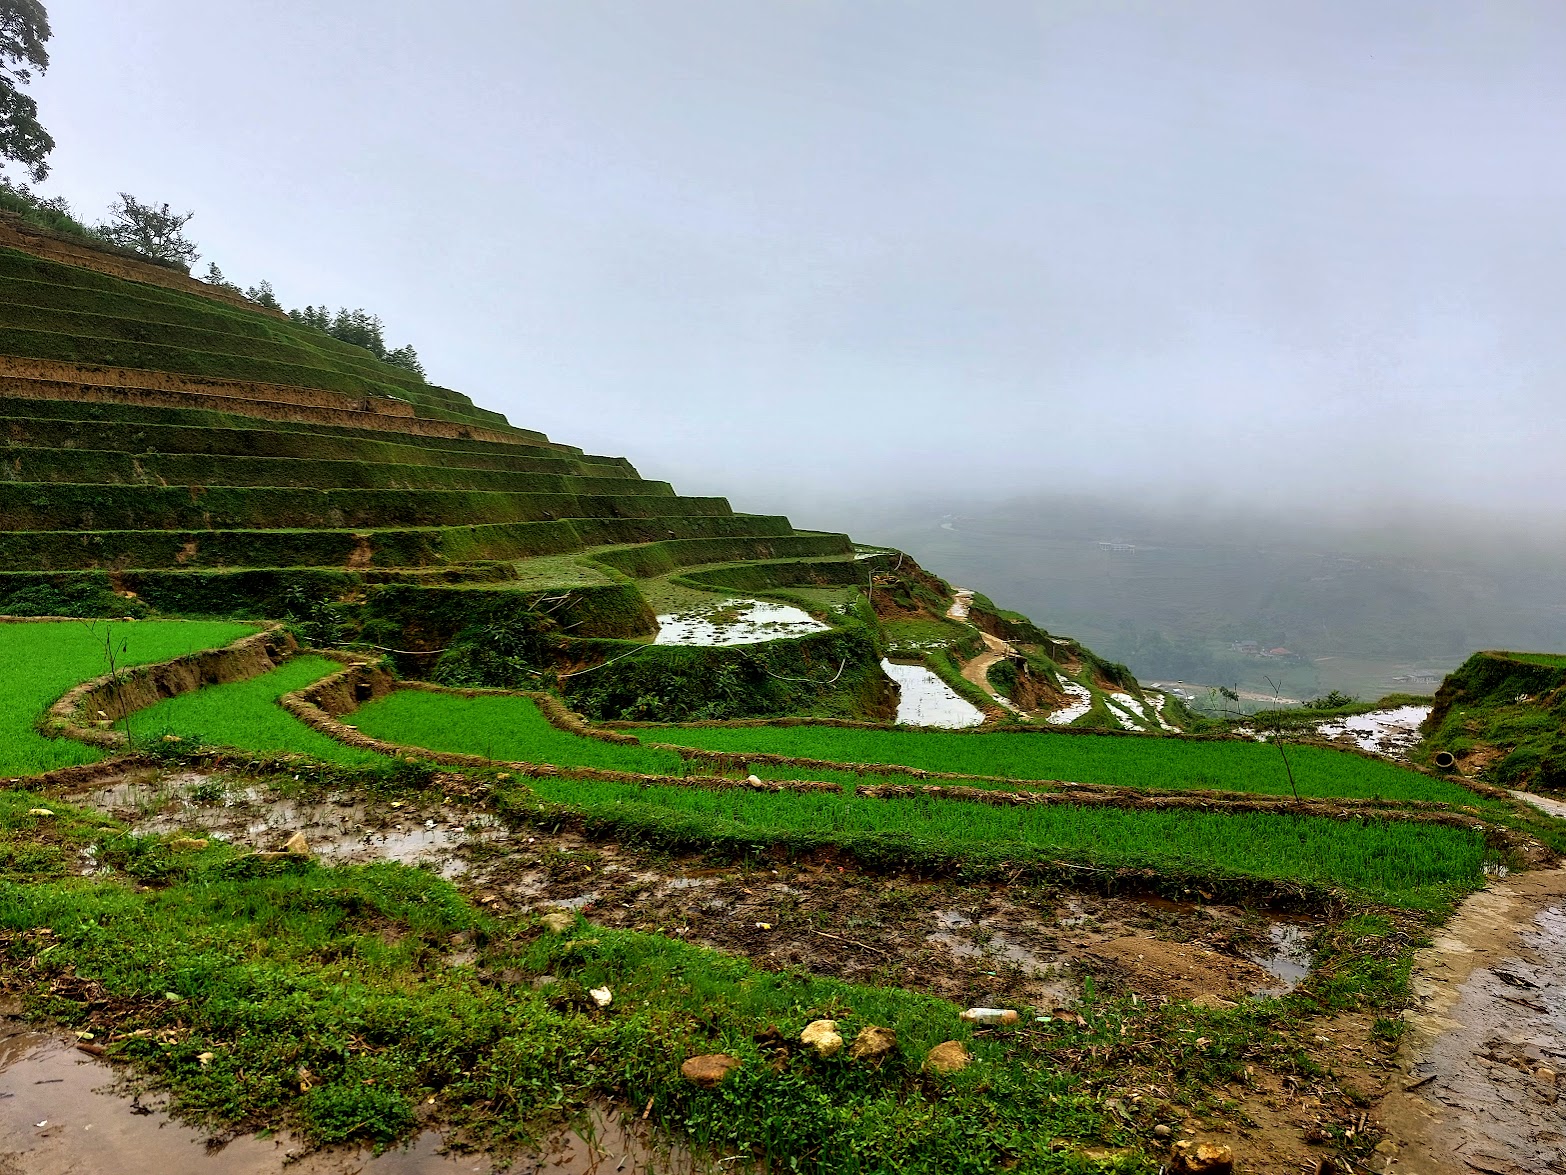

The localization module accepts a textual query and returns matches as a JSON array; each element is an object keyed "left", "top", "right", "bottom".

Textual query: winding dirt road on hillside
[{"left": 946, "top": 590, "right": 1025, "bottom": 717}]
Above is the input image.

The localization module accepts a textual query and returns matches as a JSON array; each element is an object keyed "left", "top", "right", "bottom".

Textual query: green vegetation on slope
[
  {"left": 638, "top": 722, "right": 1475, "bottom": 804},
  {"left": 1421, "top": 650, "right": 1566, "bottom": 788},
  {"left": 121, "top": 655, "right": 387, "bottom": 767},
  {"left": 0, "top": 619, "right": 258, "bottom": 776}
]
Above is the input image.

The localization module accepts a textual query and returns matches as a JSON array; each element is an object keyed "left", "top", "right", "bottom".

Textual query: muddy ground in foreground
[{"left": 7, "top": 763, "right": 1521, "bottom": 1172}]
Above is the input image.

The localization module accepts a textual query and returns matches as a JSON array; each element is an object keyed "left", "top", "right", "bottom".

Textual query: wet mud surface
[
  {"left": 34, "top": 764, "right": 1479, "bottom": 1173},
  {"left": 1379, "top": 868, "right": 1566, "bottom": 1174},
  {"left": 0, "top": 1017, "right": 711, "bottom": 1175},
  {"left": 63, "top": 767, "right": 1321, "bottom": 1013}
]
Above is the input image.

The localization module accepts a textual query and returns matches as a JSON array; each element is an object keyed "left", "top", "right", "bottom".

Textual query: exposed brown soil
[{"left": 0, "top": 212, "right": 288, "bottom": 319}]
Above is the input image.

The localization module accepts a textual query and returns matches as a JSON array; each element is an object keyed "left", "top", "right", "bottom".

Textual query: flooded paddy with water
[{"left": 878, "top": 659, "right": 985, "bottom": 728}]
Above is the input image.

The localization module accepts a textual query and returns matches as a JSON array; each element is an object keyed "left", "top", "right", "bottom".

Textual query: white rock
[{"left": 959, "top": 1007, "right": 1019, "bottom": 1027}]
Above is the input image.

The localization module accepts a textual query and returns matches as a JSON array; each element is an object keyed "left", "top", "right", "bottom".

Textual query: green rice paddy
[
  {"left": 640, "top": 721, "right": 1473, "bottom": 804},
  {"left": 352, "top": 687, "right": 1469, "bottom": 805},
  {"left": 348, "top": 689, "right": 1487, "bottom": 908},
  {"left": 350, "top": 689, "right": 685, "bottom": 774},
  {"left": 0, "top": 619, "right": 258, "bottom": 776},
  {"left": 124, "top": 655, "right": 388, "bottom": 767},
  {"left": 503, "top": 774, "right": 1484, "bottom": 910}
]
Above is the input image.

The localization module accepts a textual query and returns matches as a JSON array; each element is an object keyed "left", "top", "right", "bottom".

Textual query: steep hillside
[{"left": 0, "top": 226, "right": 1152, "bottom": 727}]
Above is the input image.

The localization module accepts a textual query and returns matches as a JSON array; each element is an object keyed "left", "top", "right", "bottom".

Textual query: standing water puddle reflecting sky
[
  {"left": 654, "top": 599, "right": 828, "bottom": 646},
  {"left": 879, "top": 660, "right": 985, "bottom": 728}
]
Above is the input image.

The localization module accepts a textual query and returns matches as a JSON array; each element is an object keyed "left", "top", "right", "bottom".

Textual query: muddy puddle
[
  {"left": 1313, "top": 705, "right": 1431, "bottom": 759},
  {"left": 653, "top": 599, "right": 827, "bottom": 647},
  {"left": 879, "top": 659, "right": 985, "bottom": 728},
  {"left": 78, "top": 774, "right": 505, "bottom": 878},
  {"left": 0, "top": 1021, "right": 713, "bottom": 1174}
]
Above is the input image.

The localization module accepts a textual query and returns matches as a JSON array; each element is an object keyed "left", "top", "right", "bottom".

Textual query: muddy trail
[
  {"left": 946, "top": 588, "right": 1027, "bottom": 717},
  {"left": 13, "top": 763, "right": 1441, "bottom": 1172},
  {"left": 1377, "top": 861, "right": 1566, "bottom": 1173}
]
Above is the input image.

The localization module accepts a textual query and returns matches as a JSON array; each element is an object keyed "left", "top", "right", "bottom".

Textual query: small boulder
[
  {"left": 681, "top": 1053, "right": 741, "bottom": 1088},
  {"left": 923, "top": 1040, "right": 971, "bottom": 1074},
  {"left": 1171, "top": 1141, "right": 1234, "bottom": 1174},
  {"left": 746, "top": 774, "right": 763, "bottom": 786},
  {"left": 540, "top": 911, "right": 575, "bottom": 934},
  {"left": 169, "top": 837, "right": 209, "bottom": 853},
  {"left": 26, "top": 808, "right": 53, "bottom": 818},
  {"left": 283, "top": 831, "right": 311, "bottom": 857},
  {"left": 800, "top": 1019, "right": 844, "bottom": 1058},
  {"left": 589, "top": 986, "right": 613, "bottom": 1009},
  {"left": 959, "top": 1007, "right": 1019, "bottom": 1027},
  {"left": 848, "top": 1025, "right": 897, "bottom": 1064}
]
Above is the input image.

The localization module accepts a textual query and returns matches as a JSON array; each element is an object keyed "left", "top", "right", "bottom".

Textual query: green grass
[
  {"left": 1495, "top": 651, "right": 1566, "bottom": 668},
  {"left": 338, "top": 691, "right": 1485, "bottom": 908},
  {"left": 500, "top": 775, "right": 1485, "bottom": 910},
  {"left": 0, "top": 790, "right": 1173, "bottom": 1172},
  {"left": 123, "top": 656, "right": 388, "bottom": 767},
  {"left": 639, "top": 722, "right": 1477, "bottom": 804},
  {"left": 0, "top": 619, "right": 258, "bottom": 776},
  {"left": 350, "top": 690, "right": 685, "bottom": 774}
]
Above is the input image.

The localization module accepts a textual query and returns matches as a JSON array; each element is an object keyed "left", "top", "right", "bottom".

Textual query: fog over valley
[{"left": 34, "top": 0, "right": 1566, "bottom": 692}]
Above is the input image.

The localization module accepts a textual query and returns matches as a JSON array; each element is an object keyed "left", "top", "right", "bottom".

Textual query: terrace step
[
  {"left": 589, "top": 532, "right": 855, "bottom": 577},
  {"left": 0, "top": 445, "right": 678, "bottom": 494},
  {"left": 0, "top": 515, "right": 803, "bottom": 570},
  {"left": 0, "top": 400, "right": 642, "bottom": 473},
  {"left": 0, "top": 484, "right": 734, "bottom": 532},
  {"left": 0, "top": 372, "right": 535, "bottom": 446}
]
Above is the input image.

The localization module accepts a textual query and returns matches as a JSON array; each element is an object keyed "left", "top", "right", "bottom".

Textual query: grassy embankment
[
  {"left": 0, "top": 619, "right": 258, "bottom": 776},
  {"left": 1420, "top": 650, "right": 1566, "bottom": 789},
  {"left": 121, "top": 654, "right": 387, "bottom": 768}
]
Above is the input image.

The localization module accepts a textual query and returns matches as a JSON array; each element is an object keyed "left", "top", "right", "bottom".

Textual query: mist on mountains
[
  {"left": 36, "top": 1, "right": 1566, "bottom": 688},
  {"left": 760, "top": 488, "right": 1566, "bottom": 701}
]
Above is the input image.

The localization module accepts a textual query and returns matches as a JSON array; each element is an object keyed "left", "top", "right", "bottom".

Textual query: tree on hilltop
[
  {"left": 96, "top": 193, "right": 200, "bottom": 269},
  {"left": 0, "top": 0, "right": 52, "bottom": 182},
  {"left": 245, "top": 279, "right": 282, "bottom": 309}
]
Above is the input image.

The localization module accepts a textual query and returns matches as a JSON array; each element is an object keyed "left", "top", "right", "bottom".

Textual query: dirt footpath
[{"left": 1376, "top": 868, "right": 1566, "bottom": 1174}]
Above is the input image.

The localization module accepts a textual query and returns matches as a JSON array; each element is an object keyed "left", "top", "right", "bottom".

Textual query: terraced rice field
[
  {"left": 123, "top": 655, "right": 387, "bottom": 767},
  {"left": 0, "top": 619, "right": 258, "bottom": 776},
  {"left": 638, "top": 721, "right": 1476, "bottom": 804},
  {"left": 347, "top": 689, "right": 1489, "bottom": 908}
]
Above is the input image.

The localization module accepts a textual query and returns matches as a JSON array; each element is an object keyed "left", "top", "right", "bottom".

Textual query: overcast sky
[{"left": 31, "top": 2, "right": 1566, "bottom": 528}]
